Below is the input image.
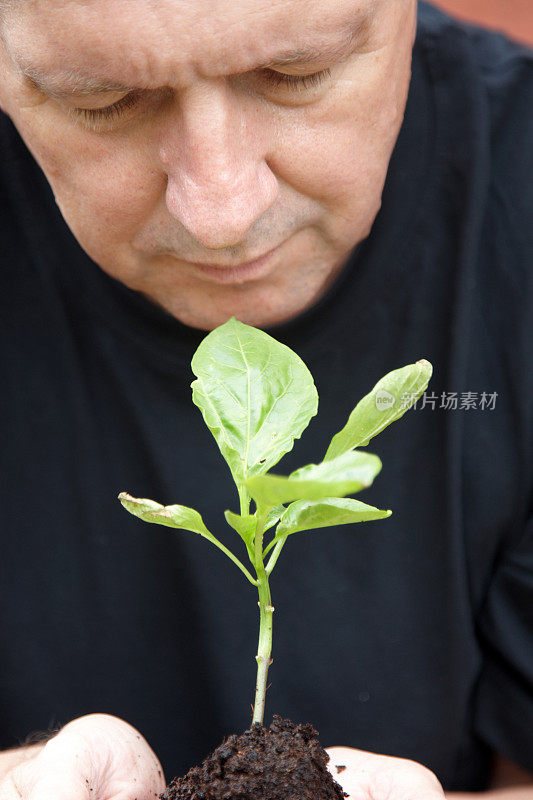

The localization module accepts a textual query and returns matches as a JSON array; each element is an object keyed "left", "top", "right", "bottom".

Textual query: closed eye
[
  {"left": 264, "top": 68, "right": 332, "bottom": 91},
  {"left": 67, "top": 91, "right": 141, "bottom": 128},
  {"left": 67, "top": 67, "right": 332, "bottom": 130}
]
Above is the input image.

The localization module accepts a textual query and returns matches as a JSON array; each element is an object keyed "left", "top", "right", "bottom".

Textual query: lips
[
  {"left": 187, "top": 243, "right": 281, "bottom": 270},
  {"left": 184, "top": 242, "right": 284, "bottom": 285}
]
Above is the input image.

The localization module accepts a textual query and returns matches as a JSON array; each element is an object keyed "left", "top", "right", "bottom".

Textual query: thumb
[{"left": 0, "top": 756, "right": 90, "bottom": 800}]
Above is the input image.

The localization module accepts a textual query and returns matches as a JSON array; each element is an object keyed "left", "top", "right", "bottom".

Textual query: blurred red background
[{"left": 432, "top": 0, "right": 533, "bottom": 46}]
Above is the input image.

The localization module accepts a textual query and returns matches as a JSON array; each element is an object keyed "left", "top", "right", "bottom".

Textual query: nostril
[{"left": 165, "top": 161, "right": 279, "bottom": 250}]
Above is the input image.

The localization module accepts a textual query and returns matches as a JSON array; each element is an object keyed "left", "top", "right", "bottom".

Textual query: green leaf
[
  {"left": 225, "top": 510, "right": 257, "bottom": 549},
  {"left": 324, "top": 360, "right": 433, "bottom": 461},
  {"left": 119, "top": 492, "right": 215, "bottom": 539},
  {"left": 269, "top": 497, "right": 391, "bottom": 547},
  {"left": 264, "top": 505, "right": 285, "bottom": 531},
  {"left": 246, "top": 450, "right": 382, "bottom": 506},
  {"left": 191, "top": 318, "right": 318, "bottom": 489},
  {"left": 225, "top": 506, "right": 284, "bottom": 544}
]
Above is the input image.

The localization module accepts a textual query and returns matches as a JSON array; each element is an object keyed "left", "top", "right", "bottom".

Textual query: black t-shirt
[{"left": 1, "top": 2, "right": 532, "bottom": 792}]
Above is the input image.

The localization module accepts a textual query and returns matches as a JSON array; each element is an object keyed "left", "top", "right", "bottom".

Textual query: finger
[
  {"left": 61, "top": 714, "right": 166, "bottom": 797},
  {"left": 2, "top": 715, "right": 165, "bottom": 800},
  {"left": 325, "top": 747, "right": 445, "bottom": 800},
  {"left": 0, "top": 771, "right": 26, "bottom": 800},
  {"left": 1, "top": 758, "right": 90, "bottom": 800}
]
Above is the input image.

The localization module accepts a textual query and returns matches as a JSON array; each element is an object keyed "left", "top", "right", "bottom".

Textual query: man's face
[{"left": 0, "top": 0, "right": 416, "bottom": 330}]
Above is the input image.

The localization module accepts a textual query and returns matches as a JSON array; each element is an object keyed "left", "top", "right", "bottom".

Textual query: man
[{"left": 0, "top": 0, "right": 531, "bottom": 798}]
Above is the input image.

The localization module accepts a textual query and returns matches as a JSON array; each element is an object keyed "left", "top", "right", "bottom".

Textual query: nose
[{"left": 160, "top": 80, "right": 279, "bottom": 250}]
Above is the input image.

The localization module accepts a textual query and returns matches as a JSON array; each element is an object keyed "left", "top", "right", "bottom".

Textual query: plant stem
[
  {"left": 213, "top": 539, "right": 258, "bottom": 586},
  {"left": 239, "top": 485, "right": 250, "bottom": 516},
  {"left": 251, "top": 511, "right": 274, "bottom": 726},
  {"left": 252, "top": 565, "right": 273, "bottom": 725},
  {"left": 265, "top": 535, "right": 287, "bottom": 575}
]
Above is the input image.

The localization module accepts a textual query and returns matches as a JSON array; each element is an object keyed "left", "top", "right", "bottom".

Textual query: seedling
[{"left": 119, "top": 318, "right": 431, "bottom": 726}]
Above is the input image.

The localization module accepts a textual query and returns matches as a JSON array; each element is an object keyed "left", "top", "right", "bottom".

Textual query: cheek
[
  {"left": 271, "top": 98, "right": 397, "bottom": 234},
  {"left": 272, "top": 46, "right": 411, "bottom": 237},
  {"left": 14, "top": 113, "right": 162, "bottom": 246}
]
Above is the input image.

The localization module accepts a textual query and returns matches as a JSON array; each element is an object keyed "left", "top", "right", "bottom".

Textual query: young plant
[{"left": 119, "top": 318, "right": 432, "bottom": 727}]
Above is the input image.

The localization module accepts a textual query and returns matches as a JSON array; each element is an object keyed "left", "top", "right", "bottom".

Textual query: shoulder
[
  {"left": 417, "top": 1, "right": 533, "bottom": 141},
  {"left": 416, "top": 3, "right": 533, "bottom": 261},
  {"left": 413, "top": 10, "right": 533, "bottom": 496}
]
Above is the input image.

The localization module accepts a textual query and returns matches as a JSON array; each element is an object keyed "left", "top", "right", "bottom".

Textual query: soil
[{"left": 162, "top": 715, "right": 348, "bottom": 800}]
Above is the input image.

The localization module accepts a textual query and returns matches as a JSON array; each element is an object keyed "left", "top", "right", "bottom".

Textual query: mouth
[{"left": 183, "top": 242, "right": 284, "bottom": 285}]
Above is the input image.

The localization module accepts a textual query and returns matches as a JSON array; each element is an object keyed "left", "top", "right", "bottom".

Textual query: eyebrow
[
  {"left": 19, "top": 16, "right": 372, "bottom": 99},
  {"left": 259, "top": 21, "right": 372, "bottom": 69},
  {"left": 22, "top": 67, "right": 135, "bottom": 98}
]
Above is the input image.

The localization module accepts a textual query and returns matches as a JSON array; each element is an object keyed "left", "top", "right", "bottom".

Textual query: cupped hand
[
  {"left": 0, "top": 713, "right": 166, "bottom": 800},
  {"left": 326, "top": 745, "right": 445, "bottom": 800}
]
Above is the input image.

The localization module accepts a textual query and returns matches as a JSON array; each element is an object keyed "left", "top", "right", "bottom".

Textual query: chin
[{"left": 169, "top": 295, "right": 293, "bottom": 331}]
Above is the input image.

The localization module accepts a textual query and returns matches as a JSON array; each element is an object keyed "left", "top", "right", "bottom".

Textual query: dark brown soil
[{"left": 162, "top": 716, "right": 348, "bottom": 800}]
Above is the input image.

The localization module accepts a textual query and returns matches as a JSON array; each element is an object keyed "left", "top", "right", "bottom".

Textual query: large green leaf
[
  {"left": 269, "top": 497, "right": 391, "bottom": 547},
  {"left": 324, "top": 360, "right": 432, "bottom": 461},
  {"left": 191, "top": 318, "right": 318, "bottom": 489},
  {"left": 246, "top": 450, "right": 382, "bottom": 506}
]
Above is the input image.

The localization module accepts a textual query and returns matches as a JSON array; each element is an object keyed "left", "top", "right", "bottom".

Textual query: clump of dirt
[{"left": 163, "top": 715, "right": 347, "bottom": 800}]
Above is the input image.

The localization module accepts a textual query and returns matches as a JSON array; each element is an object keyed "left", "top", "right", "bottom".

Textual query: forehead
[{"left": 3, "top": 0, "right": 377, "bottom": 88}]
